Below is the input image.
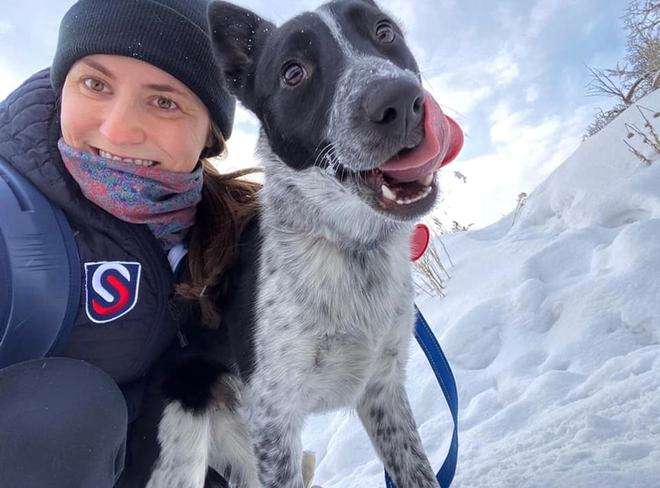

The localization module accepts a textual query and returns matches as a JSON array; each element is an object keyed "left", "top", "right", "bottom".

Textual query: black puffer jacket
[
  {"left": 0, "top": 69, "right": 233, "bottom": 487},
  {"left": 0, "top": 68, "right": 186, "bottom": 405}
]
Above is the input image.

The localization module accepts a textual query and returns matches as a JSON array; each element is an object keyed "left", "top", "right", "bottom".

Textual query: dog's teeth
[
  {"left": 381, "top": 184, "right": 396, "bottom": 201},
  {"left": 394, "top": 186, "right": 432, "bottom": 206},
  {"left": 420, "top": 174, "right": 434, "bottom": 186}
]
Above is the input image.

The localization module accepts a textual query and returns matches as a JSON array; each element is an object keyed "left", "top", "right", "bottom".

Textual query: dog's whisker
[
  {"left": 316, "top": 143, "right": 342, "bottom": 178},
  {"left": 313, "top": 143, "right": 334, "bottom": 169},
  {"left": 319, "top": 146, "right": 334, "bottom": 168},
  {"left": 312, "top": 140, "right": 329, "bottom": 160}
]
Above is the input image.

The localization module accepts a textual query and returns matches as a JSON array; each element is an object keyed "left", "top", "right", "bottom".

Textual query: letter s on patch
[{"left": 84, "top": 262, "right": 142, "bottom": 324}]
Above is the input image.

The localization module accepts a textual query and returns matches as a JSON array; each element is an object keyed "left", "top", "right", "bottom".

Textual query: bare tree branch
[
  {"left": 586, "top": 67, "right": 628, "bottom": 101},
  {"left": 585, "top": 0, "right": 659, "bottom": 138}
]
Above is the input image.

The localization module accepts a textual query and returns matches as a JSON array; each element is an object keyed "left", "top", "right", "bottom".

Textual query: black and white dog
[{"left": 148, "top": 1, "right": 462, "bottom": 487}]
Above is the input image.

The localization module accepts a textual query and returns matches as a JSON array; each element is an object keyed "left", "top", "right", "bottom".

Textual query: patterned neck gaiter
[{"left": 58, "top": 138, "right": 203, "bottom": 250}]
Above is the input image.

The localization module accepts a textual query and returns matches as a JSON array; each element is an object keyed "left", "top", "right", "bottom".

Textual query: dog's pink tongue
[{"left": 379, "top": 92, "right": 464, "bottom": 182}]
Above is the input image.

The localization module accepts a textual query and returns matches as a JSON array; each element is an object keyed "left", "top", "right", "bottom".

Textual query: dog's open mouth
[
  {"left": 353, "top": 93, "right": 463, "bottom": 218},
  {"left": 378, "top": 93, "right": 463, "bottom": 182},
  {"left": 362, "top": 166, "right": 436, "bottom": 208}
]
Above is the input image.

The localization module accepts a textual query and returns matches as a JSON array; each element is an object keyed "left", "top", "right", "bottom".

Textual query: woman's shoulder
[{"left": 0, "top": 68, "right": 67, "bottom": 201}]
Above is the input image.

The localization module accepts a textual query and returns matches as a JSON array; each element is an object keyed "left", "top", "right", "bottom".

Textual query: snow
[{"left": 301, "top": 91, "right": 660, "bottom": 487}]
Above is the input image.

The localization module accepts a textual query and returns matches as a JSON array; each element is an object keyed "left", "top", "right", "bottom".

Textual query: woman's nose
[{"left": 98, "top": 101, "right": 146, "bottom": 146}]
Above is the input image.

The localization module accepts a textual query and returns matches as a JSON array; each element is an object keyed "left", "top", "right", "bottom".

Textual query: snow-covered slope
[{"left": 301, "top": 91, "right": 660, "bottom": 487}]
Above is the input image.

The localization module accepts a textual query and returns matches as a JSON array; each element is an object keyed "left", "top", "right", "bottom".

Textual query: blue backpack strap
[
  {"left": 384, "top": 304, "right": 459, "bottom": 488},
  {"left": 0, "top": 156, "right": 81, "bottom": 368}
]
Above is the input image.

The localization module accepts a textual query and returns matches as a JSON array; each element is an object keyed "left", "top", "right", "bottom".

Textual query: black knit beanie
[{"left": 51, "top": 0, "right": 235, "bottom": 156}]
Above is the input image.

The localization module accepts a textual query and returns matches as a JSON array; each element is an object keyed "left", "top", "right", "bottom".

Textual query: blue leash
[{"left": 384, "top": 304, "right": 459, "bottom": 488}]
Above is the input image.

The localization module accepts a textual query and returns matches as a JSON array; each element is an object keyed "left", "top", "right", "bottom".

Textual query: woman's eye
[
  {"left": 154, "top": 97, "right": 179, "bottom": 111},
  {"left": 375, "top": 21, "right": 396, "bottom": 44},
  {"left": 281, "top": 62, "right": 307, "bottom": 87},
  {"left": 83, "top": 77, "right": 108, "bottom": 93}
]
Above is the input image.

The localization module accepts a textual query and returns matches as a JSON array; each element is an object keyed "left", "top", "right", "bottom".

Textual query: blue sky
[{"left": 0, "top": 0, "right": 629, "bottom": 228}]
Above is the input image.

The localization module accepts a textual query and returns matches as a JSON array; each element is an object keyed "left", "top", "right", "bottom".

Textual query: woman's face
[{"left": 60, "top": 54, "right": 212, "bottom": 173}]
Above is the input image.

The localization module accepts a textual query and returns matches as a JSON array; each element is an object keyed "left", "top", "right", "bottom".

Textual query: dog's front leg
[
  {"left": 357, "top": 380, "right": 439, "bottom": 488},
  {"left": 146, "top": 401, "right": 211, "bottom": 488},
  {"left": 248, "top": 396, "right": 305, "bottom": 488}
]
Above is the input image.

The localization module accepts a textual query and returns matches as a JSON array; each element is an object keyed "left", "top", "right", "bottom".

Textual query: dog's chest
[
  {"left": 253, "top": 234, "right": 414, "bottom": 410},
  {"left": 302, "top": 328, "right": 394, "bottom": 411}
]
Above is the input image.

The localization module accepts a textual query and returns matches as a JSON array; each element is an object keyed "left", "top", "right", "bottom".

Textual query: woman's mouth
[{"left": 94, "top": 147, "right": 157, "bottom": 167}]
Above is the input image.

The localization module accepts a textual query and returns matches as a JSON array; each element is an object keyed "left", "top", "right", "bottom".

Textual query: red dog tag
[{"left": 410, "top": 223, "right": 430, "bottom": 262}]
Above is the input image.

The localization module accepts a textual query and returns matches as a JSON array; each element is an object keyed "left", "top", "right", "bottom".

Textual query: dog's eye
[
  {"left": 375, "top": 21, "right": 396, "bottom": 44},
  {"left": 282, "top": 62, "right": 306, "bottom": 87}
]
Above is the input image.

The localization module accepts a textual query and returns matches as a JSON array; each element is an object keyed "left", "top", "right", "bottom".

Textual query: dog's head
[{"left": 208, "top": 0, "right": 462, "bottom": 224}]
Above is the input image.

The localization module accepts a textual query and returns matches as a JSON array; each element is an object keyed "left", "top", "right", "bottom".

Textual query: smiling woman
[
  {"left": 60, "top": 55, "right": 213, "bottom": 172},
  {"left": 0, "top": 0, "right": 260, "bottom": 487}
]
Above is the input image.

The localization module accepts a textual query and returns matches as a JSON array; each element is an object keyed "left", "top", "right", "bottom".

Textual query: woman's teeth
[{"left": 98, "top": 149, "right": 155, "bottom": 167}]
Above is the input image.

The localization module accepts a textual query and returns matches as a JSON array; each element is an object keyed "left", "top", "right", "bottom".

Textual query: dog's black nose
[{"left": 362, "top": 78, "right": 424, "bottom": 138}]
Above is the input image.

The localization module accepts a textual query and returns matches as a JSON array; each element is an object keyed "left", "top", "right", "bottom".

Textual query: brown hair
[{"left": 176, "top": 124, "right": 262, "bottom": 326}]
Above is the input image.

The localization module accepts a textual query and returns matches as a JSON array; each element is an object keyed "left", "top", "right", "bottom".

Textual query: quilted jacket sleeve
[{"left": 0, "top": 68, "right": 81, "bottom": 212}]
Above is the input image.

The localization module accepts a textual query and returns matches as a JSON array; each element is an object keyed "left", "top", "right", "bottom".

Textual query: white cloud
[
  {"left": 484, "top": 52, "right": 520, "bottom": 86},
  {"left": 378, "top": 0, "right": 417, "bottom": 36},
  {"left": 234, "top": 102, "right": 259, "bottom": 128},
  {"left": 435, "top": 102, "right": 591, "bottom": 229},
  {"left": 582, "top": 19, "right": 597, "bottom": 36},
  {"left": 210, "top": 103, "right": 262, "bottom": 182},
  {"left": 0, "top": 21, "right": 11, "bottom": 35},
  {"left": 211, "top": 126, "right": 261, "bottom": 176},
  {"left": 423, "top": 49, "right": 520, "bottom": 121},
  {"left": 425, "top": 76, "right": 494, "bottom": 118},
  {"left": 208, "top": 103, "right": 262, "bottom": 178},
  {"left": 0, "top": 56, "right": 22, "bottom": 100},
  {"left": 527, "top": 0, "right": 572, "bottom": 38},
  {"left": 526, "top": 85, "right": 540, "bottom": 103}
]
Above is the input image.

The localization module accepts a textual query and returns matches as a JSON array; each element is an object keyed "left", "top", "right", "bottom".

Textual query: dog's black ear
[{"left": 207, "top": 1, "right": 274, "bottom": 108}]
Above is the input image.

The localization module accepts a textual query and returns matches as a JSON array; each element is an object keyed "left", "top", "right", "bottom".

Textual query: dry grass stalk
[
  {"left": 413, "top": 217, "right": 454, "bottom": 298},
  {"left": 624, "top": 105, "right": 660, "bottom": 165},
  {"left": 511, "top": 192, "right": 528, "bottom": 227}
]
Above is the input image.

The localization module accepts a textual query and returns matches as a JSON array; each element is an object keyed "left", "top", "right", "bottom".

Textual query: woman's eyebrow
[
  {"left": 82, "top": 59, "right": 114, "bottom": 78},
  {"left": 80, "top": 59, "right": 190, "bottom": 98},
  {"left": 143, "top": 83, "right": 190, "bottom": 99}
]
